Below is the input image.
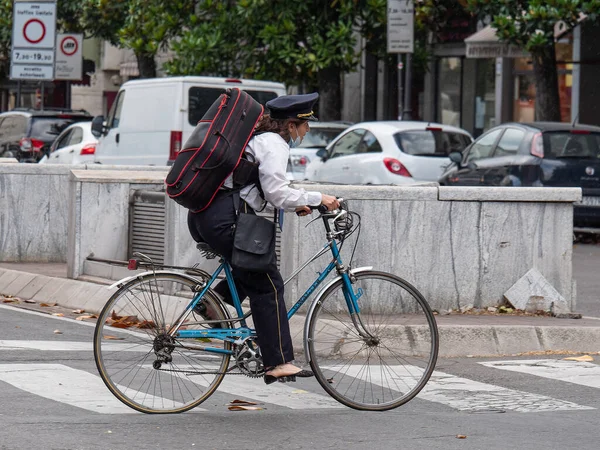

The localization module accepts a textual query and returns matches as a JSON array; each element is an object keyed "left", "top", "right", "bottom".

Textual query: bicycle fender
[
  {"left": 107, "top": 270, "right": 206, "bottom": 289},
  {"left": 302, "top": 266, "right": 373, "bottom": 359}
]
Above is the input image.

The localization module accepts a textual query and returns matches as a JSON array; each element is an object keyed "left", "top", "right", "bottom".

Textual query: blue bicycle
[{"left": 93, "top": 201, "right": 439, "bottom": 412}]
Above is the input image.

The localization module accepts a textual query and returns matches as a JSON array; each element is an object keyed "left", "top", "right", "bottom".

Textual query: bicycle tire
[
  {"left": 305, "top": 270, "right": 438, "bottom": 411},
  {"left": 93, "top": 271, "right": 231, "bottom": 414}
]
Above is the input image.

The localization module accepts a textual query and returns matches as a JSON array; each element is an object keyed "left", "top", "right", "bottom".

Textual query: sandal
[{"left": 264, "top": 365, "right": 314, "bottom": 385}]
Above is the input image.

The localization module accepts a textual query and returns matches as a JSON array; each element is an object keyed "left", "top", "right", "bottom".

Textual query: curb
[{"left": 2, "top": 267, "right": 598, "bottom": 358}]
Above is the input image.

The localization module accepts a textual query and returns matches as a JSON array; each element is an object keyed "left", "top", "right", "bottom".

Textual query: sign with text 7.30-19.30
[{"left": 10, "top": 1, "right": 57, "bottom": 81}]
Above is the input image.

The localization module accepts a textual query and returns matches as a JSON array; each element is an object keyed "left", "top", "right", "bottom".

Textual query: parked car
[
  {"left": 304, "top": 121, "right": 473, "bottom": 184},
  {"left": 0, "top": 108, "right": 92, "bottom": 162},
  {"left": 439, "top": 121, "right": 600, "bottom": 228},
  {"left": 91, "top": 76, "right": 287, "bottom": 166},
  {"left": 287, "top": 121, "right": 350, "bottom": 180},
  {"left": 39, "top": 121, "right": 97, "bottom": 165}
]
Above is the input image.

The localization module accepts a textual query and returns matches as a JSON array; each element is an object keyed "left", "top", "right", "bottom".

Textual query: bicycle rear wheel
[
  {"left": 306, "top": 271, "right": 438, "bottom": 411},
  {"left": 93, "top": 272, "right": 231, "bottom": 413}
]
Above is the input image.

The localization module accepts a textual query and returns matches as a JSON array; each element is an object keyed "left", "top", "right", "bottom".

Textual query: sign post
[
  {"left": 55, "top": 34, "right": 83, "bottom": 80},
  {"left": 10, "top": 1, "right": 57, "bottom": 82},
  {"left": 387, "top": 0, "right": 414, "bottom": 120}
]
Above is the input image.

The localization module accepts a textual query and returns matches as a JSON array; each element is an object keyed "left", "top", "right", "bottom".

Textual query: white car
[
  {"left": 39, "top": 121, "right": 98, "bottom": 165},
  {"left": 286, "top": 121, "right": 350, "bottom": 180},
  {"left": 304, "top": 121, "right": 473, "bottom": 184}
]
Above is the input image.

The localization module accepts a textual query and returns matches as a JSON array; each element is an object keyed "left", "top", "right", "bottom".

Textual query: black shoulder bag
[{"left": 231, "top": 193, "right": 277, "bottom": 272}]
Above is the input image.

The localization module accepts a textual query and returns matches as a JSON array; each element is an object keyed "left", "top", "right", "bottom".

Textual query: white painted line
[
  {"left": 480, "top": 359, "right": 600, "bottom": 389},
  {"left": 0, "top": 364, "right": 206, "bottom": 414},
  {"left": 189, "top": 372, "right": 343, "bottom": 409},
  {"left": 325, "top": 365, "right": 593, "bottom": 412},
  {"left": 0, "top": 303, "right": 96, "bottom": 328},
  {"left": 0, "top": 340, "right": 221, "bottom": 362}
]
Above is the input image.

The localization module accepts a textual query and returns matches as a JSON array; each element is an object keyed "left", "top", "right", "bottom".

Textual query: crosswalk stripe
[
  {"left": 326, "top": 365, "right": 593, "bottom": 412},
  {"left": 190, "top": 374, "right": 343, "bottom": 410},
  {"left": 0, "top": 364, "right": 205, "bottom": 414},
  {"left": 480, "top": 359, "right": 600, "bottom": 389}
]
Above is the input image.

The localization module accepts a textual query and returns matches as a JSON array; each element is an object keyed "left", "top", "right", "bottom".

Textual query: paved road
[
  {"left": 3, "top": 304, "right": 600, "bottom": 449},
  {"left": 573, "top": 243, "right": 600, "bottom": 317}
]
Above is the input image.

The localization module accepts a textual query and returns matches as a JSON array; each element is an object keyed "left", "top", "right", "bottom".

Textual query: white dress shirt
[{"left": 228, "top": 132, "right": 322, "bottom": 212}]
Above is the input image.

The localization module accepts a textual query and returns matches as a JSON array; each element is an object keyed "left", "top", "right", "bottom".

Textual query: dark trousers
[{"left": 187, "top": 192, "right": 294, "bottom": 368}]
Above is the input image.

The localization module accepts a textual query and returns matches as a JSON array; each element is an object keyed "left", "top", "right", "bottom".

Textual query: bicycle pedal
[{"left": 279, "top": 375, "right": 296, "bottom": 383}]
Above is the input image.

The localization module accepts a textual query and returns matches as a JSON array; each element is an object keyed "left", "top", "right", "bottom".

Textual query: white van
[{"left": 91, "top": 76, "right": 287, "bottom": 166}]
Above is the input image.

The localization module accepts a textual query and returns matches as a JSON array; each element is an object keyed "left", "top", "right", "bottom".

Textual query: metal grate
[{"left": 129, "top": 191, "right": 166, "bottom": 264}]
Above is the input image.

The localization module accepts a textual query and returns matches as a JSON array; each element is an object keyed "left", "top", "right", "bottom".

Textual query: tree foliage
[
  {"left": 165, "top": 0, "right": 387, "bottom": 120},
  {"left": 81, "top": 0, "right": 195, "bottom": 78},
  {"left": 467, "top": 0, "right": 599, "bottom": 51}
]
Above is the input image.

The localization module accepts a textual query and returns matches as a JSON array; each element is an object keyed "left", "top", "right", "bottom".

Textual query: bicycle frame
[{"left": 173, "top": 215, "right": 362, "bottom": 355}]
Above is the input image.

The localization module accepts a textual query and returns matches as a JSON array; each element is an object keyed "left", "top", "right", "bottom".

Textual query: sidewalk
[{"left": 1, "top": 262, "right": 599, "bottom": 358}]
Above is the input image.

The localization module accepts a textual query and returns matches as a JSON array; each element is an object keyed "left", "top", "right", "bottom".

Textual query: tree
[
  {"left": 165, "top": 0, "right": 388, "bottom": 121},
  {"left": 466, "top": 0, "right": 600, "bottom": 121},
  {"left": 82, "top": 0, "right": 195, "bottom": 78}
]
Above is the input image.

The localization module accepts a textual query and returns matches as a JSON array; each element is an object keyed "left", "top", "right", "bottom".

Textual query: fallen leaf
[
  {"left": 564, "top": 355, "right": 594, "bottom": 362},
  {"left": 456, "top": 435, "right": 467, "bottom": 439},
  {"left": 2, "top": 298, "right": 17, "bottom": 303},
  {"left": 40, "top": 303, "right": 57, "bottom": 307},
  {"left": 229, "top": 399, "right": 258, "bottom": 406},
  {"left": 23, "top": 299, "right": 36, "bottom": 304},
  {"left": 76, "top": 315, "right": 97, "bottom": 321},
  {"left": 103, "top": 335, "right": 125, "bottom": 340},
  {"left": 52, "top": 313, "right": 65, "bottom": 317},
  {"left": 72, "top": 309, "right": 85, "bottom": 314},
  {"left": 227, "top": 405, "right": 263, "bottom": 411},
  {"left": 53, "top": 329, "right": 62, "bottom": 334}
]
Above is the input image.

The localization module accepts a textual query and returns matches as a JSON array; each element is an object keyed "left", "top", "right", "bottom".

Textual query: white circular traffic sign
[
  {"left": 60, "top": 36, "right": 78, "bottom": 56},
  {"left": 23, "top": 19, "right": 46, "bottom": 45}
]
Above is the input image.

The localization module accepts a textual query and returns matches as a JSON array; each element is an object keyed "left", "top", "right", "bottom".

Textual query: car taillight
[
  {"left": 225, "top": 78, "right": 242, "bottom": 83},
  {"left": 80, "top": 144, "right": 96, "bottom": 155},
  {"left": 383, "top": 158, "right": 411, "bottom": 176},
  {"left": 19, "top": 138, "right": 44, "bottom": 152},
  {"left": 531, "top": 132, "right": 544, "bottom": 158},
  {"left": 571, "top": 129, "right": 590, "bottom": 135},
  {"left": 169, "top": 131, "right": 182, "bottom": 161},
  {"left": 293, "top": 156, "right": 308, "bottom": 166}
]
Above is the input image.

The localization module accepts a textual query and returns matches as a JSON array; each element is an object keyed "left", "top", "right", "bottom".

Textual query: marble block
[{"left": 504, "top": 268, "right": 569, "bottom": 314}]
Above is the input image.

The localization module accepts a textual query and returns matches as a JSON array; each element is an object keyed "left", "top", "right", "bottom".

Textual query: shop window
[
  {"left": 513, "top": 35, "right": 573, "bottom": 123},
  {"left": 437, "top": 57, "right": 462, "bottom": 127},
  {"left": 474, "top": 59, "right": 496, "bottom": 135}
]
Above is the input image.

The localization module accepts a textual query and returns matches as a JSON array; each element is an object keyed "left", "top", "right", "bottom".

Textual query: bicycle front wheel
[
  {"left": 94, "top": 272, "right": 231, "bottom": 413},
  {"left": 306, "top": 271, "right": 438, "bottom": 411}
]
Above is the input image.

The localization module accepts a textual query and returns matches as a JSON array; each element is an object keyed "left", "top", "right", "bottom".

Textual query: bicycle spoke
[
  {"left": 307, "top": 271, "right": 438, "bottom": 411},
  {"left": 94, "top": 273, "right": 231, "bottom": 413}
]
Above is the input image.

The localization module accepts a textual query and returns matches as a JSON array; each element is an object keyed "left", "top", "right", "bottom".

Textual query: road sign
[
  {"left": 387, "top": 0, "right": 414, "bottom": 53},
  {"left": 55, "top": 34, "right": 83, "bottom": 80},
  {"left": 10, "top": 1, "right": 57, "bottom": 81}
]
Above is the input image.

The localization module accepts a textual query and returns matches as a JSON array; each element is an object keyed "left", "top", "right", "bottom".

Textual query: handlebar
[{"left": 297, "top": 198, "right": 344, "bottom": 216}]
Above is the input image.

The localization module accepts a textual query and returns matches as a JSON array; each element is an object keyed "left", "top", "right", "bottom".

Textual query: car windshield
[
  {"left": 30, "top": 117, "right": 88, "bottom": 141},
  {"left": 394, "top": 130, "right": 471, "bottom": 156},
  {"left": 542, "top": 131, "right": 600, "bottom": 159},
  {"left": 299, "top": 128, "right": 345, "bottom": 148}
]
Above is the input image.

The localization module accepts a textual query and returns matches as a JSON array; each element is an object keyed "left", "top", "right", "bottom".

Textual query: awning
[
  {"left": 465, "top": 25, "right": 529, "bottom": 59},
  {"left": 119, "top": 61, "right": 139, "bottom": 77}
]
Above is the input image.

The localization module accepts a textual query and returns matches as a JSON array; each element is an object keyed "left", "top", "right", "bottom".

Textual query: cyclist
[{"left": 187, "top": 93, "right": 340, "bottom": 384}]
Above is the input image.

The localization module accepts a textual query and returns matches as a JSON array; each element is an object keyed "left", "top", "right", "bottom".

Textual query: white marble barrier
[
  {"left": 281, "top": 184, "right": 580, "bottom": 312},
  {"left": 0, "top": 163, "right": 168, "bottom": 262},
  {"left": 67, "top": 169, "right": 169, "bottom": 279},
  {"left": 57, "top": 169, "right": 585, "bottom": 312}
]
